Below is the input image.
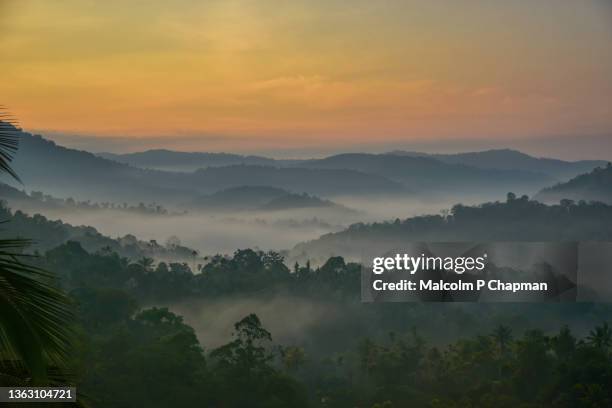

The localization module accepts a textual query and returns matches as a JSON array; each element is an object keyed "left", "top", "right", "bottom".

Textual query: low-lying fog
[
  {"left": 168, "top": 295, "right": 346, "bottom": 349},
  {"left": 165, "top": 296, "right": 605, "bottom": 353},
  {"left": 36, "top": 194, "right": 493, "bottom": 255}
]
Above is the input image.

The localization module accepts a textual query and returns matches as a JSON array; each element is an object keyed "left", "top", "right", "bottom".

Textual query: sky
[{"left": 1, "top": 0, "right": 611, "bottom": 159}]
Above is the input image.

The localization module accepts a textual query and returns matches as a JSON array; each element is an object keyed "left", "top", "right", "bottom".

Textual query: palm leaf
[
  {"left": 0, "top": 239, "right": 74, "bottom": 383},
  {"left": 0, "top": 108, "right": 74, "bottom": 383},
  {"left": 0, "top": 107, "right": 21, "bottom": 183}
]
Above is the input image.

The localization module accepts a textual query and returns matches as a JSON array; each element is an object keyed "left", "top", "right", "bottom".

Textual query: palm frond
[
  {"left": 0, "top": 107, "right": 74, "bottom": 383},
  {"left": 0, "top": 239, "right": 74, "bottom": 383},
  {"left": 0, "top": 107, "right": 21, "bottom": 183}
]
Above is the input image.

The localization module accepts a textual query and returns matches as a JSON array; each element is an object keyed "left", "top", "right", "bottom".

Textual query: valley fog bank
[{"left": 39, "top": 195, "right": 484, "bottom": 256}]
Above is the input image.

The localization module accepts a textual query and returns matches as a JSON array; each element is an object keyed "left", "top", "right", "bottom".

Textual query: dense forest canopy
[
  {"left": 20, "top": 236, "right": 612, "bottom": 407},
  {"left": 2, "top": 191, "right": 611, "bottom": 405}
]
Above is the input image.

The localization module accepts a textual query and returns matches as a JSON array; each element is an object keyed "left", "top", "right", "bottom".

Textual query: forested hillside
[
  {"left": 23, "top": 239, "right": 612, "bottom": 408},
  {"left": 0, "top": 203, "right": 197, "bottom": 262},
  {"left": 291, "top": 195, "right": 612, "bottom": 262},
  {"left": 536, "top": 164, "right": 612, "bottom": 204}
]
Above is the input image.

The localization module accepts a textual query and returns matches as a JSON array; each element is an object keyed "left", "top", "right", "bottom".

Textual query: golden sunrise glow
[{"left": 1, "top": 0, "right": 611, "bottom": 151}]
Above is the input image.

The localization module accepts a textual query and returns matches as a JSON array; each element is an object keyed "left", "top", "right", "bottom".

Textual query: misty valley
[
  {"left": 2, "top": 1, "right": 612, "bottom": 406},
  {"left": 2, "top": 126, "right": 612, "bottom": 407}
]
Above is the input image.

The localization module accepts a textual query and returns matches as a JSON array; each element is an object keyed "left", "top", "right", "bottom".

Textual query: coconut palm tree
[
  {"left": 0, "top": 109, "right": 74, "bottom": 384},
  {"left": 134, "top": 256, "right": 155, "bottom": 273},
  {"left": 587, "top": 322, "right": 612, "bottom": 350}
]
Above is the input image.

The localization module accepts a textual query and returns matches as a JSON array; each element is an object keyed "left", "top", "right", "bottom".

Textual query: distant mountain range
[
  {"left": 387, "top": 149, "right": 606, "bottom": 181},
  {"left": 298, "top": 153, "right": 553, "bottom": 194},
  {"left": 535, "top": 163, "right": 612, "bottom": 204},
  {"left": 101, "top": 147, "right": 605, "bottom": 183},
  {"left": 1, "top": 125, "right": 607, "bottom": 207},
  {"left": 97, "top": 147, "right": 610, "bottom": 200},
  {"left": 99, "top": 150, "right": 296, "bottom": 172},
  {"left": 2, "top": 130, "right": 403, "bottom": 203},
  {"left": 5, "top": 131, "right": 194, "bottom": 204}
]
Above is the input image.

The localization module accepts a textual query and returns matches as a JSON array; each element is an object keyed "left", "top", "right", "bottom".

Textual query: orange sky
[{"left": 1, "top": 0, "right": 611, "bottom": 155}]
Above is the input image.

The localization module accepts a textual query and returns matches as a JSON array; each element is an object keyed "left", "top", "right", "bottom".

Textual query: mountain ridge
[
  {"left": 387, "top": 148, "right": 605, "bottom": 180},
  {"left": 535, "top": 163, "right": 612, "bottom": 204},
  {"left": 2, "top": 130, "right": 405, "bottom": 203}
]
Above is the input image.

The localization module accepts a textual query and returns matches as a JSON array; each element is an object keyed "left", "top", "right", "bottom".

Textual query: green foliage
[
  {"left": 586, "top": 322, "right": 612, "bottom": 350},
  {"left": 209, "top": 314, "right": 307, "bottom": 408},
  {"left": 80, "top": 307, "right": 211, "bottom": 408},
  {"left": 0, "top": 239, "right": 74, "bottom": 383},
  {"left": 0, "top": 203, "right": 198, "bottom": 261},
  {"left": 296, "top": 199, "right": 612, "bottom": 260},
  {"left": 0, "top": 113, "right": 75, "bottom": 385},
  {"left": 15, "top": 238, "right": 612, "bottom": 407},
  {"left": 0, "top": 110, "right": 21, "bottom": 181}
]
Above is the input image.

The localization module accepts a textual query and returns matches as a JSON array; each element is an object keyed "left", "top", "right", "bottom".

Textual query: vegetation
[
  {"left": 537, "top": 163, "right": 612, "bottom": 204},
  {"left": 3, "top": 120, "right": 612, "bottom": 405},
  {"left": 193, "top": 185, "right": 345, "bottom": 212},
  {"left": 0, "top": 182, "right": 172, "bottom": 215},
  {"left": 293, "top": 194, "right": 612, "bottom": 263},
  {"left": 28, "top": 242, "right": 612, "bottom": 407},
  {"left": 0, "top": 203, "right": 198, "bottom": 261},
  {"left": 0, "top": 112, "right": 74, "bottom": 385}
]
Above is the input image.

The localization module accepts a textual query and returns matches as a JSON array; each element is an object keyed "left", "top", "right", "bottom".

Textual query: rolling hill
[
  {"left": 1, "top": 129, "right": 405, "bottom": 203},
  {"left": 0, "top": 201, "right": 198, "bottom": 262},
  {"left": 388, "top": 149, "right": 605, "bottom": 181},
  {"left": 298, "top": 153, "right": 554, "bottom": 195},
  {"left": 535, "top": 164, "right": 612, "bottom": 204},
  {"left": 99, "top": 150, "right": 293, "bottom": 172},
  {"left": 289, "top": 198, "right": 612, "bottom": 264},
  {"left": 5, "top": 130, "right": 192, "bottom": 204},
  {"left": 192, "top": 186, "right": 347, "bottom": 212}
]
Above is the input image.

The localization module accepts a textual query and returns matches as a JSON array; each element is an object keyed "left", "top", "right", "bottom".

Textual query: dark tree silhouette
[{"left": 0, "top": 108, "right": 74, "bottom": 384}]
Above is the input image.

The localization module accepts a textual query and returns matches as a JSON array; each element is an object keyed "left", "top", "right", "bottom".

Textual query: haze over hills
[
  {"left": 535, "top": 164, "right": 612, "bottom": 204},
  {"left": 260, "top": 192, "right": 342, "bottom": 211},
  {"left": 1, "top": 129, "right": 405, "bottom": 203},
  {"left": 0, "top": 201, "right": 199, "bottom": 262},
  {"left": 388, "top": 149, "right": 606, "bottom": 181},
  {"left": 3, "top": 125, "right": 607, "bottom": 215},
  {"left": 0, "top": 181, "right": 174, "bottom": 216},
  {"left": 193, "top": 186, "right": 348, "bottom": 212},
  {"left": 4, "top": 129, "right": 195, "bottom": 204},
  {"left": 298, "top": 153, "right": 554, "bottom": 195},
  {"left": 193, "top": 186, "right": 289, "bottom": 210},
  {"left": 99, "top": 150, "right": 297, "bottom": 172},
  {"left": 99, "top": 147, "right": 604, "bottom": 183},
  {"left": 290, "top": 198, "right": 612, "bottom": 264}
]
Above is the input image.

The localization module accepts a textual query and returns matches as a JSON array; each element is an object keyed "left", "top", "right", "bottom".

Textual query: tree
[
  {"left": 0, "top": 239, "right": 74, "bottom": 384},
  {"left": 0, "top": 110, "right": 74, "bottom": 384},
  {"left": 587, "top": 322, "right": 612, "bottom": 350},
  {"left": 552, "top": 325, "right": 576, "bottom": 360},
  {"left": 134, "top": 256, "right": 155, "bottom": 273},
  {"left": 211, "top": 313, "right": 273, "bottom": 373},
  {"left": 209, "top": 314, "right": 307, "bottom": 408},
  {"left": 492, "top": 325, "right": 513, "bottom": 355}
]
